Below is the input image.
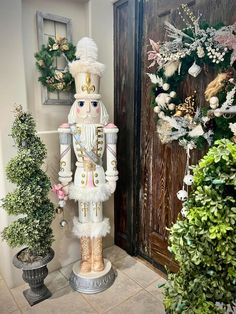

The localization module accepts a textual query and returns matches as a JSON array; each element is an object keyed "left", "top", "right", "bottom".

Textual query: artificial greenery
[
  {"left": 1, "top": 106, "right": 55, "bottom": 259},
  {"left": 35, "top": 37, "right": 76, "bottom": 92},
  {"left": 164, "top": 139, "right": 236, "bottom": 313},
  {"left": 147, "top": 4, "right": 236, "bottom": 148}
]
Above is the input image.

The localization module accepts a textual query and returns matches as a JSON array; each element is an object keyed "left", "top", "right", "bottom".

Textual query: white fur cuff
[
  {"left": 91, "top": 218, "right": 110, "bottom": 238},
  {"left": 72, "top": 217, "right": 110, "bottom": 238},
  {"left": 72, "top": 218, "right": 91, "bottom": 238},
  {"left": 69, "top": 183, "right": 112, "bottom": 202}
]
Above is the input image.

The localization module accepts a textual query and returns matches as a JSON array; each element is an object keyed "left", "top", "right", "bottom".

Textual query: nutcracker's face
[{"left": 76, "top": 99, "right": 100, "bottom": 124}]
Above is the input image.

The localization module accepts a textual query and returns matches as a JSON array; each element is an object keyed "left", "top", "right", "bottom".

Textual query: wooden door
[
  {"left": 114, "top": 0, "right": 138, "bottom": 254},
  {"left": 139, "top": 0, "right": 236, "bottom": 271}
]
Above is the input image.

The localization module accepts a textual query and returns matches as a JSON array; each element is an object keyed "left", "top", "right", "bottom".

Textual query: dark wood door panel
[
  {"left": 114, "top": 0, "right": 137, "bottom": 253},
  {"left": 139, "top": 0, "right": 236, "bottom": 270},
  {"left": 114, "top": 0, "right": 236, "bottom": 271}
]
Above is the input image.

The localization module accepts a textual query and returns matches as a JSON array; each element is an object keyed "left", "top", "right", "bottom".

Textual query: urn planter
[{"left": 13, "top": 248, "right": 54, "bottom": 306}]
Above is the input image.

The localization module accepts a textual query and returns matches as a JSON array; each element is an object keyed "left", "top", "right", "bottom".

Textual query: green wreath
[
  {"left": 147, "top": 4, "right": 236, "bottom": 149},
  {"left": 35, "top": 37, "right": 76, "bottom": 92}
]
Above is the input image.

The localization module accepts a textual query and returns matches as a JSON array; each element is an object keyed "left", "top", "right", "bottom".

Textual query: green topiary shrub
[
  {"left": 164, "top": 139, "right": 236, "bottom": 314},
  {"left": 1, "top": 106, "right": 55, "bottom": 260}
]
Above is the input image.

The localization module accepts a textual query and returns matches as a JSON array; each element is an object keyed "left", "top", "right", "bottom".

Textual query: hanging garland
[
  {"left": 147, "top": 4, "right": 236, "bottom": 150},
  {"left": 35, "top": 37, "right": 76, "bottom": 92}
]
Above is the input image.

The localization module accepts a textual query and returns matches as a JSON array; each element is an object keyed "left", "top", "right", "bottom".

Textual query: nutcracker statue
[{"left": 56, "top": 37, "right": 118, "bottom": 293}]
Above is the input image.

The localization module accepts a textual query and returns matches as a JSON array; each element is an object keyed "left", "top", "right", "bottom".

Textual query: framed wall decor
[{"left": 36, "top": 11, "right": 74, "bottom": 105}]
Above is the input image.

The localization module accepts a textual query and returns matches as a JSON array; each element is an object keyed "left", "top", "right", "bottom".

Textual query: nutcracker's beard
[{"left": 80, "top": 124, "right": 97, "bottom": 151}]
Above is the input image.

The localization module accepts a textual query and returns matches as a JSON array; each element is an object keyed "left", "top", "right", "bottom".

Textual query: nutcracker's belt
[{"left": 83, "top": 160, "right": 96, "bottom": 171}]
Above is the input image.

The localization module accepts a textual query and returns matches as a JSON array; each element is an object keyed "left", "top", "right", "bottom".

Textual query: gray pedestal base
[
  {"left": 23, "top": 285, "right": 52, "bottom": 306},
  {"left": 69, "top": 259, "right": 116, "bottom": 294}
]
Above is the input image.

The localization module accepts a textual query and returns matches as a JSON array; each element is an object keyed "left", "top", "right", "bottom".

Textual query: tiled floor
[{"left": 0, "top": 246, "right": 166, "bottom": 314}]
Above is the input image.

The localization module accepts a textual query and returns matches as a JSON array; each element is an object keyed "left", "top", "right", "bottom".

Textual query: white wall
[
  {"left": 88, "top": 0, "right": 115, "bottom": 249},
  {"left": 0, "top": 0, "right": 29, "bottom": 289},
  {"left": 0, "top": 0, "right": 114, "bottom": 288}
]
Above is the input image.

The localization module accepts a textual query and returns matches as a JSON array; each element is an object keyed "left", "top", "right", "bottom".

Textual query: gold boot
[
  {"left": 92, "top": 237, "right": 104, "bottom": 272},
  {"left": 80, "top": 237, "right": 91, "bottom": 273}
]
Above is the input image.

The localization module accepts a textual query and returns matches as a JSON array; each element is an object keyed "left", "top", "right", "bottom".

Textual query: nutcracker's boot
[
  {"left": 80, "top": 237, "right": 91, "bottom": 273},
  {"left": 92, "top": 237, "right": 104, "bottom": 272}
]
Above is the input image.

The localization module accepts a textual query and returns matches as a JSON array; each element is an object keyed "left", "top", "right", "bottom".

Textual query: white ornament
[
  {"left": 229, "top": 123, "right": 236, "bottom": 136},
  {"left": 188, "top": 62, "right": 202, "bottom": 77},
  {"left": 169, "top": 91, "right": 177, "bottom": 98},
  {"left": 214, "top": 109, "right": 222, "bottom": 117},
  {"left": 209, "top": 96, "right": 219, "bottom": 108},
  {"left": 183, "top": 174, "right": 194, "bottom": 186},
  {"left": 168, "top": 103, "right": 176, "bottom": 110},
  {"left": 162, "top": 83, "right": 170, "bottom": 91},
  {"left": 60, "top": 219, "right": 68, "bottom": 228},
  {"left": 154, "top": 106, "right": 161, "bottom": 113},
  {"left": 158, "top": 111, "right": 165, "bottom": 118},
  {"left": 155, "top": 93, "right": 171, "bottom": 108},
  {"left": 197, "top": 46, "right": 205, "bottom": 58},
  {"left": 181, "top": 207, "right": 187, "bottom": 217},
  {"left": 59, "top": 200, "right": 65, "bottom": 207},
  {"left": 177, "top": 189, "right": 188, "bottom": 201}
]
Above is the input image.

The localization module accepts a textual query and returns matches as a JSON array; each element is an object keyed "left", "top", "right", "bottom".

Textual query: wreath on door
[{"left": 147, "top": 4, "right": 236, "bottom": 150}]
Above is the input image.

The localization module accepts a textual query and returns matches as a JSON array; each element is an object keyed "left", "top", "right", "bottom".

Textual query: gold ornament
[
  {"left": 56, "top": 206, "right": 63, "bottom": 214},
  {"left": 174, "top": 91, "right": 196, "bottom": 120},
  {"left": 52, "top": 43, "right": 59, "bottom": 51},
  {"left": 54, "top": 70, "right": 64, "bottom": 81},
  {"left": 81, "top": 72, "right": 95, "bottom": 94},
  {"left": 37, "top": 59, "right": 45, "bottom": 67}
]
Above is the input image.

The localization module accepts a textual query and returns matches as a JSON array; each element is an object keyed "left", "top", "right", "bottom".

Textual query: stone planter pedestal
[{"left": 13, "top": 248, "right": 54, "bottom": 306}]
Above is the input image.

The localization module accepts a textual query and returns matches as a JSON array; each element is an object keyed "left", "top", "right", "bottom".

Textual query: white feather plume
[
  {"left": 147, "top": 73, "right": 163, "bottom": 86},
  {"left": 76, "top": 37, "right": 98, "bottom": 61},
  {"left": 165, "top": 21, "right": 193, "bottom": 41}
]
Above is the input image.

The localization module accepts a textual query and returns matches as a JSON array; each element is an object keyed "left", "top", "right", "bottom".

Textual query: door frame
[
  {"left": 114, "top": 0, "right": 167, "bottom": 273},
  {"left": 113, "top": 0, "right": 141, "bottom": 255}
]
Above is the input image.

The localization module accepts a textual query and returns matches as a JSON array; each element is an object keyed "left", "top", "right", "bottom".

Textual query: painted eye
[
  {"left": 78, "top": 101, "right": 84, "bottom": 107},
  {"left": 91, "top": 101, "right": 98, "bottom": 107}
]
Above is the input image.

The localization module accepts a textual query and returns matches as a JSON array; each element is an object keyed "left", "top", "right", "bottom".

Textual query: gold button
[
  {"left": 95, "top": 173, "right": 98, "bottom": 177},
  {"left": 82, "top": 174, "right": 85, "bottom": 177},
  {"left": 95, "top": 180, "right": 99, "bottom": 184},
  {"left": 81, "top": 180, "right": 85, "bottom": 184}
]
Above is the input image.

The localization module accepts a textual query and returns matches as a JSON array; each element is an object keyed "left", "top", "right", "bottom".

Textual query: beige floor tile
[
  {"left": 45, "top": 269, "right": 69, "bottom": 292},
  {"left": 59, "top": 262, "right": 74, "bottom": 279},
  {"left": 82, "top": 270, "right": 142, "bottom": 313},
  {"left": 21, "top": 285, "right": 96, "bottom": 314},
  {"left": 0, "top": 279, "right": 18, "bottom": 314},
  {"left": 50, "top": 285, "right": 74, "bottom": 299},
  {"left": 103, "top": 245, "right": 128, "bottom": 263},
  {"left": 11, "top": 270, "right": 68, "bottom": 309},
  {"left": 113, "top": 255, "right": 162, "bottom": 288},
  {"left": 145, "top": 277, "right": 167, "bottom": 302},
  {"left": 106, "top": 289, "right": 165, "bottom": 314}
]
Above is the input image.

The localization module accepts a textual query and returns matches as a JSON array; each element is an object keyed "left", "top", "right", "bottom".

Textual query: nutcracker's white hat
[{"left": 69, "top": 37, "right": 105, "bottom": 99}]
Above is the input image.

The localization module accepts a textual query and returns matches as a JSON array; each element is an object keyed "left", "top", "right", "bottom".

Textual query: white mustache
[{"left": 80, "top": 114, "right": 98, "bottom": 118}]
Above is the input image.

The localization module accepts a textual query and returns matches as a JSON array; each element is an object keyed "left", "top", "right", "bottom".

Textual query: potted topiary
[
  {"left": 164, "top": 139, "right": 236, "bottom": 314},
  {"left": 1, "top": 105, "right": 55, "bottom": 306}
]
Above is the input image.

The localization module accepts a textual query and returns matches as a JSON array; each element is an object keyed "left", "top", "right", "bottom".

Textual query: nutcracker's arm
[
  {"left": 58, "top": 123, "right": 73, "bottom": 189},
  {"left": 104, "top": 123, "right": 119, "bottom": 193}
]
